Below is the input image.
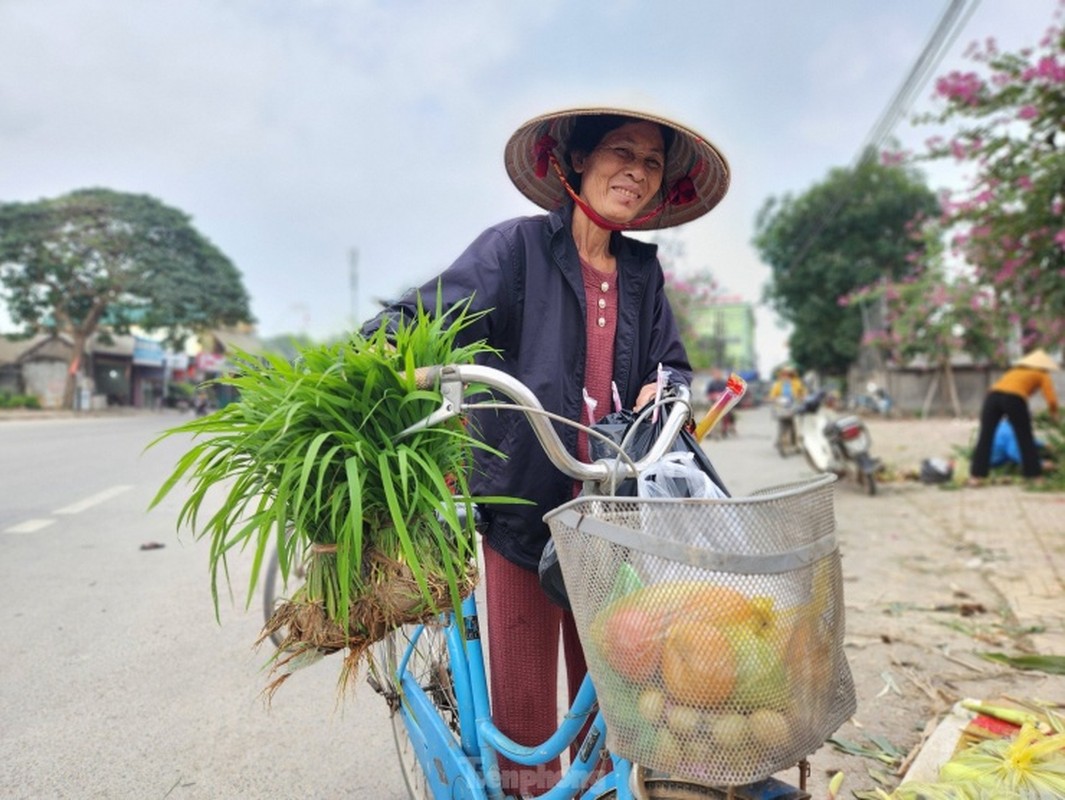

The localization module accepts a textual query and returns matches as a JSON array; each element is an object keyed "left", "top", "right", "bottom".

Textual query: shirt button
[
  {"left": 597, "top": 317, "right": 606, "bottom": 327},
  {"left": 598, "top": 298, "right": 606, "bottom": 309},
  {"left": 601, "top": 281, "right": 609, "bottom": 292}
]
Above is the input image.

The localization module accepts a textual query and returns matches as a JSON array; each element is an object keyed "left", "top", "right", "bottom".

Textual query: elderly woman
[{"left": 363, "top": 105, "right": 728, "bottom": 794}]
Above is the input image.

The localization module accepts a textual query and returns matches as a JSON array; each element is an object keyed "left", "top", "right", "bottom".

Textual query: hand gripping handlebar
[{"left": 398, "top": 364, "right": 692, "bottom": 488}]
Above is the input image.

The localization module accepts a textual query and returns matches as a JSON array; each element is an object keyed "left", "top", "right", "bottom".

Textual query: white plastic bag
[
  {"left": 636, "top": 453, "right": 748, "bottom": 582},
  {"left": 637, "top": 452, "right": 723, "bottom": 499}
]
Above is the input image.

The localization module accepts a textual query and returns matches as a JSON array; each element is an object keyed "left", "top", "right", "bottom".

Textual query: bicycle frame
[
  {"left": 393, "top": 593, "right": 641, "bottom": 800},
  {"left": 381, "top": 368, "right": 779, "bottom": 798}
]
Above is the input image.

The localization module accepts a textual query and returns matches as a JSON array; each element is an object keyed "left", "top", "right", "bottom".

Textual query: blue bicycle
[{"left": 367, "top": 365, "right": 852, "bottom": 800}]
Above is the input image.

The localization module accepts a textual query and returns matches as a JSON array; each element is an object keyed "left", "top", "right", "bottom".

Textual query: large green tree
[
  {"left": 0, "top": 188, "right": 253, "bottom": 408},
  {"left": 753, "top": 157, "right": 939, "bottom": 376}
]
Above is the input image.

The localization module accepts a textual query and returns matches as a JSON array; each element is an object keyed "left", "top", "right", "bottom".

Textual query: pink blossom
[
  {"left": 1016, "top": 175, "right": 1034, "bottom": 190},
  {"left": 1054, "top": 230, "right": 1065, "bottom": 250},
  {"left": 935, "top": 71, "right": 984, "bottom": 105},
  {"left": 1018, "top": 105, "right": 1039, "bottom": 120},
  {"left": 995, "top": 257, "right": 1028, "bottom": 284},
  {"left": 1037, "top": 55, "right": 1065, "bottom": 81},
  {"left": 1053, "top": 197, "right": 1064, "bottom": 215}
]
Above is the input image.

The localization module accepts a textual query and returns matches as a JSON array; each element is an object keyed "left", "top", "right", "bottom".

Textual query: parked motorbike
[{"left": 797, "top": 389, "right": 881, "bottom": 495}]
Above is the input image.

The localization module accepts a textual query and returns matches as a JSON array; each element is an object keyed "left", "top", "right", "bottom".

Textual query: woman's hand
[{"left": 634, "top": 382, "right": 657, "bottom": 410}]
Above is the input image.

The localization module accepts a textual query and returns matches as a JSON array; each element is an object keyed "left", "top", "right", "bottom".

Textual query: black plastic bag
[{"left": 587, "top": 406, "right": 730, "bottom": 498}]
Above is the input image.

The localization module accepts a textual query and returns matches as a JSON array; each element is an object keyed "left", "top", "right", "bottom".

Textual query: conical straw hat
[
  {"left": 1013, "top": 348, "right": 1060, "bottom": 371},
  {"left": 504, "top": 105, "right": 730, "bottom": 230}
]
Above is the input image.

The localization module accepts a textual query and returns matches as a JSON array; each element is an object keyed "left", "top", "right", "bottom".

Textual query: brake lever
[{"left": 394, "top": 373, "right": 465, "bottom": 441}]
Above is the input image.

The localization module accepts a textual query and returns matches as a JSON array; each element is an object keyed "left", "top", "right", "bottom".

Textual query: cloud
[{"left": 2, "top": 0, "right": 1061, "bottom": 372}]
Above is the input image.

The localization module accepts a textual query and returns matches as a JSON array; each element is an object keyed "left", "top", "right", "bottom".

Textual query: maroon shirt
[{"left": 576, "top": 258, "right": 618, "bottom": 476}]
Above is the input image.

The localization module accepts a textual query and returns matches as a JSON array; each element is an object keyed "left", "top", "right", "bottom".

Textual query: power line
[
  {"left": 855, "top": 0, "right": 982, "bottom": 166},
  {"left": 778, "top": 0, "right": 983, "bottom": 277}
]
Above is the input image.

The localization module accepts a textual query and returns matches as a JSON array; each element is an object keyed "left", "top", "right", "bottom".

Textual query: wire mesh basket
[{"left": 544, "top": 474, "right": 856, "bottom": 787}]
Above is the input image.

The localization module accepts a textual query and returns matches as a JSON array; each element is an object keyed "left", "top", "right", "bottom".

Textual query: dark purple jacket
[{"left": 364, "top": 203, "right": 691, "bottom": 570}]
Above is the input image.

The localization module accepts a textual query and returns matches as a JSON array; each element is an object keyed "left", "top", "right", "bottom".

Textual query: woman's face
[{"left": 573, "top": 121, "right": 666, "bottom": 224}]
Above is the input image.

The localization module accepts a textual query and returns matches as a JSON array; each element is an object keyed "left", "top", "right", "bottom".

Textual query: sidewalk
[
  {"left": 815, "top": 414, "right": 1065, "bottom": 794},
  {"left": 862, "top": 414, "right": 1065, "bottom": 655}
]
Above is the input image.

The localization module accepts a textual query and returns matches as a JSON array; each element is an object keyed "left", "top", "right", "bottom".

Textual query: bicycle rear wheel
[{"left": 368, "top": 620, "right": 458, "bottom": 800}]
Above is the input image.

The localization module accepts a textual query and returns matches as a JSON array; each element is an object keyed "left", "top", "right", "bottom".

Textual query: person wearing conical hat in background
[
  {"left": 767, "top": 364, "right": 806, "bottom": 404},
  {"left": 362, "top": 105, "right": 729, "bottom": 793},
  {"left": 969, "top": 348, "right": 1060, "bottom": 485}
]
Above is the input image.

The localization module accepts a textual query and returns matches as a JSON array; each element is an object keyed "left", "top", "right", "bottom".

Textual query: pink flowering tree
[
  {"left": 841, "top": 221, "right": 1012, "bottom": 414},
  {"left": 843, "top": 221, "right": 1012, "bottom": 366},
  {"left": 909, "top": 5, "right": 1065, "bottom": 350}
]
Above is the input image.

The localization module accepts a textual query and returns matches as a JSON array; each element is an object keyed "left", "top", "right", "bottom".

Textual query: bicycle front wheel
[
  {"left": 261, "top": 543, "right": 306, "bottom": 648},
  {"left": 369, "top": 620, "right": 459, "bottom": 800},
  {"left": 596, "top": 778, "right": 758, "bottom": 799},
  {"left": 261, "top": 547, "right": 284, "bottom": 647}
]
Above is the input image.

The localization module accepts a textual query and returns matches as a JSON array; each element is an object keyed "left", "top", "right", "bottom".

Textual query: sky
[{"left": 1, "top": 0, "right": 1061, "bottom": 374}]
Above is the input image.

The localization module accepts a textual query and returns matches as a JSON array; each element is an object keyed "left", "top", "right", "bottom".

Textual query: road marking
[
  {"left": 4, "top": 518, "right": 56, "bottom": 534},
  {"left": 53, "top": 485, "right": 134, "bottom": 515}
]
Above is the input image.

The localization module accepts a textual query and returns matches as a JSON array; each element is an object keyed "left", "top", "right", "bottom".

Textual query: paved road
[{"left": 1, "top": 412, "right": 408, "bottom": 799}]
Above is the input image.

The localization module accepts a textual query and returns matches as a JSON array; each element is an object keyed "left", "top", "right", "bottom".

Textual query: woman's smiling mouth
[{"left": 612, "top": 185, "right": 642, "bottom": 202}]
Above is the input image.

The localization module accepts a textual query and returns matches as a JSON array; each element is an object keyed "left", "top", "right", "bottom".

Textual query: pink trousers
[{"left": 483, "top": 544, "right": 589, "bottom": 795}]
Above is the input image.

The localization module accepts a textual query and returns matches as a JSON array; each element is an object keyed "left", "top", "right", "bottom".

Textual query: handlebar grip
[{"left": 412, "top": 366, "right": 442, "bottom": 389}]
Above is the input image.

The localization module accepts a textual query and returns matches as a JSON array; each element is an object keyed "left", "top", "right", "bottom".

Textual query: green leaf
[{"left": 979, "top": 652, "right": 1065, "bottom": 675}]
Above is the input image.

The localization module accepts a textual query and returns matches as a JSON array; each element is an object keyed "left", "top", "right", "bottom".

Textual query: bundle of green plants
[{"left": 150, "top": 298, "right": 505, "bottom": 692}]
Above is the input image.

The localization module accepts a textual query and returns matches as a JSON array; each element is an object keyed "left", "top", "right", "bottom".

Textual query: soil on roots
[{"left": 258, "top": 549, "right": 477, "bottom": 697}]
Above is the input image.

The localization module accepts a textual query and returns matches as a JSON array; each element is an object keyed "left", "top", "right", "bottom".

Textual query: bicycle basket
[{"left": 544, "top": 474, "right": 855, "bottom": 787}]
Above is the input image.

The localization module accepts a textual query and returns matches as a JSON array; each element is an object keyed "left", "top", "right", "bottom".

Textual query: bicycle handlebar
[{"left": 409, "top": 364, "right": 692, "bottom": 487}]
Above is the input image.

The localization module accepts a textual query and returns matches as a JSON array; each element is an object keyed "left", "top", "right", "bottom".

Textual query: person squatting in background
[{"left": 969, "top": 348, "right": 1059, "bottom": 484}]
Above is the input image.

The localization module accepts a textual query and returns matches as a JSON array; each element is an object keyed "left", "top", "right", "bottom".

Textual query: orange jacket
[{"left": 992, "top": 367, "right": 1058, "bottom": 414}]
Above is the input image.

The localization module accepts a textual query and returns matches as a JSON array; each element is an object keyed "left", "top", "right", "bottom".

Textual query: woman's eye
[{"left": 602, "top": 145, "right": 663, "bottom": 172}]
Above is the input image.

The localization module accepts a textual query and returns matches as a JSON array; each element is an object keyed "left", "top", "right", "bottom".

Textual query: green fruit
[
  {"left": 606, "top": 562, "right": 645, "bottom": 604},
  {"left": 726, "top": 625, "right": 789, "bottom": 711}
]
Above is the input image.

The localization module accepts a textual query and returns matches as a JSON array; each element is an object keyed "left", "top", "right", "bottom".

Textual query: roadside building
[{"left": 690, "top": 298, "right": 757, "bottom": 374}]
